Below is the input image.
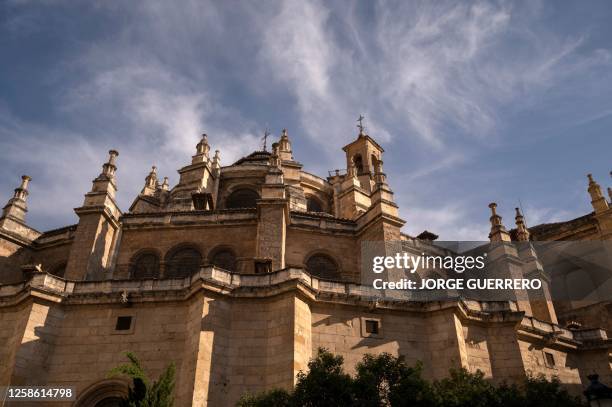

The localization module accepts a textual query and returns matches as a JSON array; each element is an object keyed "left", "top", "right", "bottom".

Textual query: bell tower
[{"left": 342, "top": 115, "right": 384, "bottom": 193}]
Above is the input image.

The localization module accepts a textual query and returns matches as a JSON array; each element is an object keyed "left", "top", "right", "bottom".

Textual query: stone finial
[
  {"left": 196, "top": 133, "right": 210, "bottom": 156},
  {"left": 107, "top": 150, "right": 119, "bottom": 165},
  {"left": 373, "top": 159, "right": 387, "bottom": 187},
  {"left": 140, "top": 165, "right": 158, "bottom": 195},
  {"left": 279, "top": 129, "right": 289, "bottom": 148},
  {"left": 278, "top": 129, "right": 293, "bottom": 160},
  {"left": 489, "top": 202, "right": 498, "bottom": 217},
  {"left": 19, "top": 175, "right": 31, "bottom": 191},
  {"left": 101, "top": 150, "right": 119, "bottom": 178},
  {"left": 211, "top": 150, "right": 221, "bottom": 172},
  {"left": 270, "top": 142, "right": 281, "bottom": 168},
  {"left": 161, "top": 177, "right": 169, "bottom": 191},
  {"left": 374, "top": 159, "right": 383, "bottom": 174},
  {"left": 1, "top": 175, "right": 32, "bottom": 223},
  {"left": 12, "top": 175, "right": 31, "bottom": 201},
  {"left": 192, "top": 133, "right": 211, "bottom": 165},
  {"left": 145, "top": 166, "right": 157, "bottom": 188},
  {"left": 587, "top": 173, "right": 609, "bottom": 213},
  {"left": 347, "top": 158, "right": 357, "bottom": 178},
  {"left": 515, "top": 207, "right": 530, "bottom": 241},
  {"left": 488, "top": 202, "right": 511, "bottom": 242}
]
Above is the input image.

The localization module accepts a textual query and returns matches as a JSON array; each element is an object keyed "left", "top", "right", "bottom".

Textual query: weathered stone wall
[
  {"left": 255, "top": 203, "right": 286, "bottom": 271},
  {"left": 0, "top": 237, "right": 31, "bottom": 283},
  {"left": 557, "top": 301, "right": 612, "bottom": 333},
  {"left": 462, "top": 324, "right": 493, "bottom": 377},
  {"left": 517, "top": 340, "right": 581, "bottom": 384},
  {"left": 0, "top": 278, "right": 608, "bottom": 406},
  {"left": 310, "top": 303, "right": 435, "bottom": 377},
  {"left": 64, "top": 213, "right": 118, "bottom": 281},
  {"left": 43, "top": 301, "right": 191, "bottom": 405},
  {"left": 115, "top": 224, "right": 258, "bottom": 277},
  {"left": 286, "top": 228, "right": 359, "bottom": 280},
  {"left": 0, "top": 299, "right": 33, "bottom": 386},
  {"left": 31, "top": 243, "right": 72, "bottom": 275}
]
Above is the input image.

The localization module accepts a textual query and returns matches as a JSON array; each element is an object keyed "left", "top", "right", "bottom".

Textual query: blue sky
[{"left": 1, "top": 0, "right": 611, "bottom": 239}]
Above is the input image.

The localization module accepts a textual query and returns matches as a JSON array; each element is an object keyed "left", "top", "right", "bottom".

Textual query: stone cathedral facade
[{"left": 0, "top": 127, "right": 611, "bottom": 406}]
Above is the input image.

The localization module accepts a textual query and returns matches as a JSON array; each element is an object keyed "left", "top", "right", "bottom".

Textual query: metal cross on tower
[{"left": 357, "top": 114, "right": 365, "bottom": 134}]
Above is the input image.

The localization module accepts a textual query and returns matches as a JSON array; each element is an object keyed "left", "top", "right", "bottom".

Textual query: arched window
[
  {"left": 165, "top": 247, "right": 201, "bottom": 278},
  {"left": 306, "top": 196, "right": 323, "bottom": 213},
  {"left": 353, "top": 154, "right": 364, "bottom": 175},
  {"left": 226, "top": 188, "right": 259, "bottom": 209},
  {"left": 210, "top": 248, "right": 237, "bottom": 272},
  {"left": 49, "top": 262, "right": 67, "bottom": 278},
  {"left": 305, "top": 254, "right": 340, "bottom": 280},
  {"left": 74, "top": 379, "right": 128, "bottom": 407},
  {"left": 94, "top": 397, "right": 122, "bottom": 407},
  {"left": 129, "top": 252, "right": 160, "bottom": 279}
]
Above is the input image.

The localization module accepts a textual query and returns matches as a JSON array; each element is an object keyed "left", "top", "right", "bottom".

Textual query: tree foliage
[
  {"left": 237, "top": 348, "right": 586, "bottom": 407},
  {"left": 109, "top": 352, "right": 176, "bottom": 407}
]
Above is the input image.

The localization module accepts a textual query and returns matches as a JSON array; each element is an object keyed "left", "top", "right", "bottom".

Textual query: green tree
[
  {"left": 237, "top": 389, "right": 292, "bottom": 407},
  {"left": 353, "top": 353, "right": 434, "bottom": 407},
  {"left": 109, "top": 352, "right": 175, "bottom": 407},
  {"left": 521, "top": 374, "right": 585, "bottom": 407},
  {"left": 292, "top": 348, "right": 354, "bottom": 407},
  {"left": 235, "top": 350, "right": 587, "bottom": 407},
  {"left": 431, "top": 368, "right": 586, "bottom": 407},
  {"left": 432, "top": 368, "right": 498, "bottom": 407}
]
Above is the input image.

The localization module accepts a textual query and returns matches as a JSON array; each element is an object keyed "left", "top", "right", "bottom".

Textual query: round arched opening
[
  {"left": 353, "top": 154, "right": 364, "bottom": 175},
  {"left": 74, "top": 379, "right": 128, "bottom": 407},
  {"left": 210, "top": 248, "right": 237, "bottom": 272},
  {"left": 305, "top": 253, "right": 340, "bottom": 280},
  {"left": 129, "top": 251, "right": 160, "bottom": 279},
  {"left": 165, "top": 246, "right": 202, "bottom": 278},
  {"left": 306, "top": 196, "right": 324, "bottom": 213},
  {"left": 226, "top": 188, "right": 259, "bottom": 209}
]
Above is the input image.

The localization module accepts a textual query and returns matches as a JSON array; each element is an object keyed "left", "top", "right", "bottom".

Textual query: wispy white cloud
[
  {"left": 1, "top": 0, "right": 611, "bottom": 237},
  {"left": 404, "top": 203, "right": 490, "bottom": 241}
]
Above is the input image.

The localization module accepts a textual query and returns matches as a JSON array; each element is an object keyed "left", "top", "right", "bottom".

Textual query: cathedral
[{"left": 0, "top": 126, "right": 611, "bottom": 406}]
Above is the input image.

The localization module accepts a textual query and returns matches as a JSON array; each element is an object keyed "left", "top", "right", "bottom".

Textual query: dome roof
[{"left": 231, "top": 150, "right": 271, "bottom": 166}]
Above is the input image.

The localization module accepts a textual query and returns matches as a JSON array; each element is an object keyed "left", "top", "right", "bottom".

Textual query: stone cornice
[
  {"left": 0, "top": 228, "right": 37, "bottom": 247},
  {"left": 121, "top": 209, "right": 258, "bottom": 229},
  {"left": 0, "top": 267, "right": 605, "bottom": 352}
]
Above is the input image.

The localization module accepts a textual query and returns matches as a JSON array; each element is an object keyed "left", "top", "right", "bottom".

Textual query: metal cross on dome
[{"left": 262, "top": 128, "right": 270, "bottom": 151}]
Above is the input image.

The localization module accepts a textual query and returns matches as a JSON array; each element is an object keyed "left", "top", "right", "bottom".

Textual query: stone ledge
[{"left": 0, "top": 266, "right": 608, "bottom": 351}]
